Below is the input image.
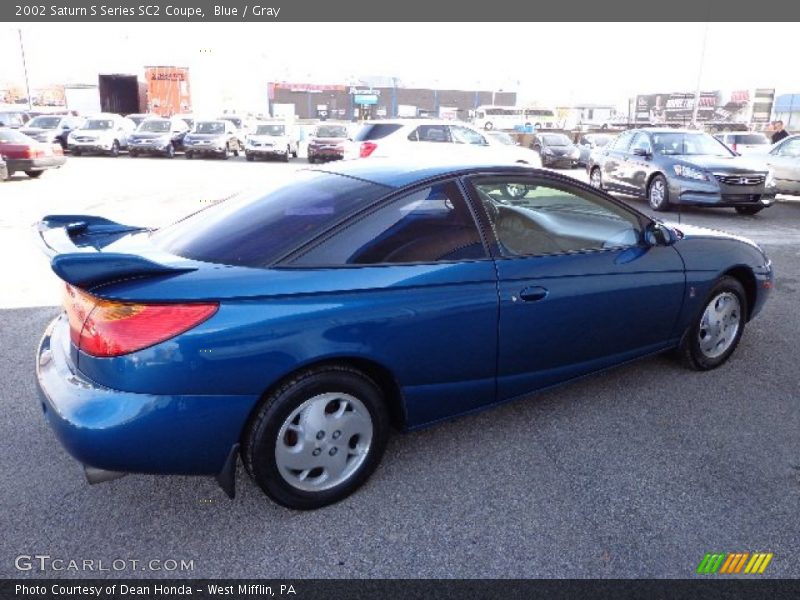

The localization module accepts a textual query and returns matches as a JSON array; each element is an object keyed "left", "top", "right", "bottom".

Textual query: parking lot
[{"left": 1, "top": 155, "right": 799, "bottom": 578}]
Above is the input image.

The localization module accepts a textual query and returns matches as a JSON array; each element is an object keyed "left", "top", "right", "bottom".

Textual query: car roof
[
  {"left": 637, "top": 127, "right": 705, "bottom": 134},
  {"left": 312, "top": 157, "right": 537, "bottom": 188},
  {"left": 714, "top": 131, "right": 768, "bottom": 135}
]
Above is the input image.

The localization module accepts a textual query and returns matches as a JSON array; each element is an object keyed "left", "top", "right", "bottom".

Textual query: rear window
[
  {"left": 734, "top": 134, "right": 769, "bottom": 145},
  {"left": 0, "top": 129, "right": 34, "bottom": 144},
  {"left": 353, "top": 123, "right": 403, "bottom": 141},
  {"left": 151, "top": 171, "right": 391, "bottom": 268}
]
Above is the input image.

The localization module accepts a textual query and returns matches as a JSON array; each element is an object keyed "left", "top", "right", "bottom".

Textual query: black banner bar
[
  {"left": 3, "top": 0, "right": 800, "bottom": 22},
  {"left": 3, "top": 580, "right": 800, "bottom": 600}
]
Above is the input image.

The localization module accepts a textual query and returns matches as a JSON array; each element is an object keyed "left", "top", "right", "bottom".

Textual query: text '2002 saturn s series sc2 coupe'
[{"left": 34, "top": 158, "right": 773, "bottom": 510}]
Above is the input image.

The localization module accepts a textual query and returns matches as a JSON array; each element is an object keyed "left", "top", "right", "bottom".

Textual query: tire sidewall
[
  {"left": 683, "top": 277, "right": 748, "bottom": 370},
  {"left": 648, "top": 174, "right": 669, "bottom": 211},
  {"left": 246, "top": 368, "right": 389, "bottom": 510}
]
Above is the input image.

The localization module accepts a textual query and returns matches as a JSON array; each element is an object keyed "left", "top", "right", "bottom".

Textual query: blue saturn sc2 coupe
[{"left": 35, "top": 158, "right": 773, "bottom": 510}]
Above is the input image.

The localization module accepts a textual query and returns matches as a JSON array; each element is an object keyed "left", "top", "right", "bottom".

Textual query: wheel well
[
  {"left": 242, "top": 358, "right": 407, "bottom": 443},
  {"left": 722, "top": 266, "right": 757, "bottom": 320},
  {"left": 646, "top": 171, "right": 664, "bottom": 192}
]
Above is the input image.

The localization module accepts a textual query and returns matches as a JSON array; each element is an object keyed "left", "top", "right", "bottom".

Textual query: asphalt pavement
[{"left": 1, "top": 156, "right": 798, "bottom": 578}]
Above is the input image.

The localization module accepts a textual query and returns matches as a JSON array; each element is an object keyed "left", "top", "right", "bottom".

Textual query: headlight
[
  {"left": 673, "top": 164, "right": 708, "bottom": 181},
  {"left": 542, "top": 147, "right": 553, "bottom": 155},
  {"left": 765, "top": 169, "right": 776, "bottom": 187}
]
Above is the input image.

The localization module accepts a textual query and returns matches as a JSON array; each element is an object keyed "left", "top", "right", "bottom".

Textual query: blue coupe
[{"left": 35, "top": 158, "right": 773, "bottom": 509}]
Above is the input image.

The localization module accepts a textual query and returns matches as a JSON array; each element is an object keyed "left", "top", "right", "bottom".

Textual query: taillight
[
  {"left": 53, "top": 144, "right": 64, "bottom": 156},
  {"left": 63, "top": 284, "right": 218, "bottom": 357},
  {"left": 360, "top": 141, "right": 377, "bottom": 158},
  {"left": 731, "top": 142, "right": 738, "bottom": 152}
]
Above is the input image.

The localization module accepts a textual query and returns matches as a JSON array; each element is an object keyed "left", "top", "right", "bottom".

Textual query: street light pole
[
  {"left": 691, "top": 22, "right": 710, "bottom": 128},
  {"left": 18, "top": 28, "right": 33, "bottom": 111}
]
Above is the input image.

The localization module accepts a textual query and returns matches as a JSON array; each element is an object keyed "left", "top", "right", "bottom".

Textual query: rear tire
[
  {"left": 185, "top": 151, "right": 193, "bottom": 159},
  {"left": 679, "top": 276, "right": 747, "bottom": 371},
  {"left": 648, "top": 174, "right": 670, "bottom": 212},
  {"left": 735, "top": 206, "right": 764, "bottom": 215},
  {"left": 590, "top": 167, "right": 604, "bottom": 190},
  {"left": 246, "top": 154, "right": 254, "bottom": 162},
  {"left": 243, "top": 365, "right": 390, "bottom": 510},
  {"left": 25, "top": 170, "right": 44, "bottom": 178}
]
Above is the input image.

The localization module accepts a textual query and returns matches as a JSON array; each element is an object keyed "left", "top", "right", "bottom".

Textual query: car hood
[
  {"left": 129, "top": 132, "right": 171, "bottom": 140},
  {"left": 73, "top": 129, "right": 115, "bottom": 138},
  {"left": 249, "top": 135, "right": 287, "bottom": 142},
  {"left": 21, "top": 127, "right": 56, "bottom": 136},
  {"left": 665, "top": 221, "right": 764, "bottom": 252},
  {"left": 674, "top": 154, "right": 768, "bottom": 173},
  {"left": 185, "top": 133, "right": 226, "bottom": 140},
  {"left": 310, "top": 137, "right": 347, "bottom": 144}
]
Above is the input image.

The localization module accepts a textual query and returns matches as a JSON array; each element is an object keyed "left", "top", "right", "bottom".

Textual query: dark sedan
[
  {"left": 588, "top": 128, "right": 777, "bottom": 215},
  {"left": 307, "top": 124, "right": 349, "bottom": 163},
  {"left": 20, "top": 115, "right": 84, "bottom": 150},
  {"left": 530, "top": 133, "right": 581, "bottom": 168},
  {"left": 34, "top": 158, "right": 771, "bottom": 510},
  {"left": 0, "top": 127, "right": 65, "bottom": 179}
]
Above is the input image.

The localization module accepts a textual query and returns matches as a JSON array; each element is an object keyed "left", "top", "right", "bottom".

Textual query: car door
[
  {"left": 766, "top": 137, "right": 800, "bottom": 194},
  {"left": 287, "top": 179, "right": 499, "bottom": 426},
  {"left": 601, "top": 130, "right": 635, "bottom": 192},
  {"left": 465, "top": 174, "right": 686, "bottom": 401},
  {"left": 625, "top": 132, "right": 656, "bottom": 196}
]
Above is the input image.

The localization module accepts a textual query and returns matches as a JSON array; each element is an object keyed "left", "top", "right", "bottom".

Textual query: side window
[
  {"left": 612, "top": 131, "right": 635, "bottom": 153},
  {"left": 775, "top": 138, "right": 800, "bottom": 157},
  {"left": 451, "top": 126, "right": 487, "bottom": 145},
  {"left": 408, "top": 125, "right": 451, "bottom": 143},
  {"left": 472, "top": 178, "right": 641, "bottom": 258},
  {"left": 629, "top": 133, "right": 652, "bottom": 154},
  {"left": 291, "top": 182, "right": 486, "bottom": 266}
]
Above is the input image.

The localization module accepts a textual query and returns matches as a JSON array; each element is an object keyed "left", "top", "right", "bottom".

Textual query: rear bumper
[
  {"left": 36, "top": 314, "right": 258, "bottom": 477},
  {"left": 7, "top": 156, "right": 65, "bottom": 171}
]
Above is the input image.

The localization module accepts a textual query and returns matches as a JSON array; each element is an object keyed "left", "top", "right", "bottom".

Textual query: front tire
[
  {"left": 483, "top": 122, "right": 494, "bottom": 131},
  {"left": 735, "top": 206, "right": 764, "bottom": 215},
  {"left": 679, "top": 277, "right": 747, "bottom": 371},
  {"left": 590, "top": 167, "right": 604, "bottom": 190},
  {"left": 25, "top": 170, "right": 44, "bottom": 178},
  {"left": 109, "top": 140, "right": 120, "bottom": 157},
  {"left": 243, "top": 365, "right": 390, "bottom": 510},
  {"left": 648, "top": 174, "right": 670, "bottom": 212}
]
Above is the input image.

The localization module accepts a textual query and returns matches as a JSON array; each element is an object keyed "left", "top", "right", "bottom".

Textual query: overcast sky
[{"left": 1, "top": 22, "right": 797, "bottom": 112}]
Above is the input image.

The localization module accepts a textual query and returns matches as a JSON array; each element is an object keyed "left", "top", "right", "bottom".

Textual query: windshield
[
  {"left": 82, "top": 119, "right": 114, "bottom": 130},
  {"left": 27, "top": 116, "right": 62, "bottom": 129},
  {"left": 652, "top": 132, "right": 733, "bottom": 157},
  {"left": 315, "top": 125, "right": 348, "bottom": 138},
  {"left": 488, "top": 132, "right": 515, "bottom": 145},
  {"left": 542, "top": 134, "right": 571, "bottom": 146},
  {"left": 194, "top": 121, "right": 226, "bottom": 134},
  {"left": 138, "top": 120, "right": 171, "bottom": 132},
  {"left": 256, "top": 124, "right": 285, "bottom": 136},
  {"left": 734, "top": 134, "right": 769, "bottom": 145},
  {"left": 151, "top": 171, "right": 390, "bottom": 268}
]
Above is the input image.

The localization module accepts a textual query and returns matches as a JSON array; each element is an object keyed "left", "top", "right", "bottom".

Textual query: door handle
[{"left": 519, "top": 286, "right": 548, "bottom": 302}]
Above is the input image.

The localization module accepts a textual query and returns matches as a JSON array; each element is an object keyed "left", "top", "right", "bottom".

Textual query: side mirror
[
  {"left": 632, "top": 147, "right": 650, "bottom": 157},
  {"left": 645, "top": 222, "right": 675, "bottom": 246}
]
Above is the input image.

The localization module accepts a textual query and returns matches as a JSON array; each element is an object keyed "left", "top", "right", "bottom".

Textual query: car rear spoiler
[{"left": 34, "top": 215, "right": 197, "bottom": 288}]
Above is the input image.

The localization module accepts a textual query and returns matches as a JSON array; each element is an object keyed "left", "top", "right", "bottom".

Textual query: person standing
[{"left": 771, "top": 120, "right": 790, "bottom": 144}]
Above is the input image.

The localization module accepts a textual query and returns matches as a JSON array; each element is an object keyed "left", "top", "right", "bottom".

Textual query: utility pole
[
  {"left": 691, "top": 22, "right": 710, "bottom": 128},
  {"left": 18, "top": 29, "right": 33, "bottom": 110}
]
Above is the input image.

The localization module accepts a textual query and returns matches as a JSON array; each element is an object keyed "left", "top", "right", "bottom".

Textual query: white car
[
  {"left": 67, "top": 113, "right": 137, "bottom": 156},
  {"left": 347, "top": 119, "right": 542, "bottom": 167},
  {"left": 245, "top": 122, "right": 299, "bottom": 162},
  {"left": 714, "top": 131, "right": 772, "bottom": 156}
]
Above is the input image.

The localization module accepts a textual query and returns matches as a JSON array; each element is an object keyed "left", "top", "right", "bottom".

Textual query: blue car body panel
[{"left": 33, "top": 160, "right": 773, "bottom": 480}]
